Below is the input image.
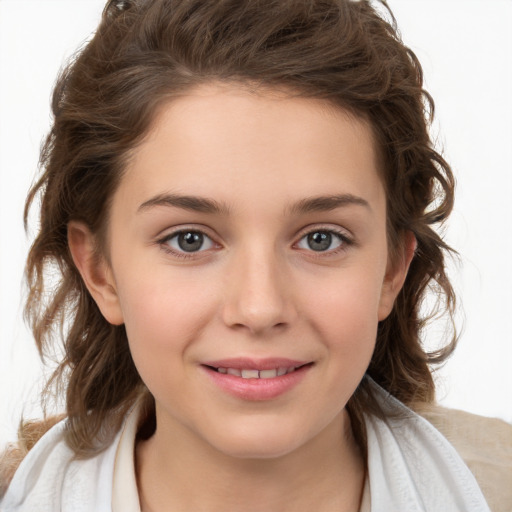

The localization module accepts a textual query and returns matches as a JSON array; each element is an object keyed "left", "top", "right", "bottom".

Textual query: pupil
[
  {"left": 178, "top": 232, "right": 203, "bottom": 252},
  {"left": 308, "top": 232, "right": 331, "bottom": 251}
]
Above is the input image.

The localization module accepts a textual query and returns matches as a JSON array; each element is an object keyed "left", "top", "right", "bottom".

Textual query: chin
[
  {"left": 203, "top": 420, "right": 313, "bottom": 460},
  {"left": 216, "top": 438, "right": 303, "bottom": 460}
]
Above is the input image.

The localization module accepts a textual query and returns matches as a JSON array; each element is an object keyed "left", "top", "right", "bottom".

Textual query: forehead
[{"left": 116, "top": 84, "right": 385, "bottom": 218}]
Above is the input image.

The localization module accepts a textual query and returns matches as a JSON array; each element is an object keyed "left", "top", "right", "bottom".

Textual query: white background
[{"left": 0, "top": 0, "right": 511, "bottom": 447}]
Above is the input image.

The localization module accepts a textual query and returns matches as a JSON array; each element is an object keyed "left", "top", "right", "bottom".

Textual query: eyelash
[
  {"left": 156, "top": 226, "right": 354, "bottom": 259},
  {"left": 294, "top": 226, "right": 354, "bottom": 257},
  {"left": 157, "top": 228, "right": 218, "bottom": 260}
]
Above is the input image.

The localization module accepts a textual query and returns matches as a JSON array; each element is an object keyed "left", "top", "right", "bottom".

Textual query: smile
[
  {"left": 213, "top": 366, "right": 299, "bottom": 379},
  {"left": 201, "top": 360, "right": 313, "bottom": 401}
]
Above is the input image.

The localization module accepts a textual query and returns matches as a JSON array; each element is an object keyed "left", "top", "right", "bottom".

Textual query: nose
[{"left": 221, "top": 247, "right": 296, "bottom": 336}]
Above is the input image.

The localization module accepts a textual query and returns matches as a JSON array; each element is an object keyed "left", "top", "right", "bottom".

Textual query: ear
[
  {"left": 67, "top": 221, "right": 124, "bottom": 325},
  {"left": 378, "top": 231, "right": 417, "bottom": 321}
]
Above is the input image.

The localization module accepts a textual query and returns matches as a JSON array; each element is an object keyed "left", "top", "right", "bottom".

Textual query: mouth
[
  {"left": 204, "top": 364, "right": 311, "bottom": 379},
  {"left": 200, "top": 359, "right": 313, "bottom": 400}
]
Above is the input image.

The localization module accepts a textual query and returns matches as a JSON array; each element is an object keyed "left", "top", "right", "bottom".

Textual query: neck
[{"left": 135, "top": 409, "right": 365, "bottom": 512}]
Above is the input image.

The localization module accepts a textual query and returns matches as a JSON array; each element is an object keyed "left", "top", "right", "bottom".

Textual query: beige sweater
[{"left": 418, "top": 404, "right": 512, "bottom": 512}]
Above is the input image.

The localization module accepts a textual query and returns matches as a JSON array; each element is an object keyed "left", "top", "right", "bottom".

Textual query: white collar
[
  {"left": 112, "top": 379, "right": 490, "bottom": 512},
  {"left": 364, "top": 379, "right": 490, "bottom": 511}
]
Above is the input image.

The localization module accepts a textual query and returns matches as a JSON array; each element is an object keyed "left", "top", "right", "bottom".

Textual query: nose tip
[
  {"left": 228, "top": 295, "right": 288, "bottom": 335},
  {"left": 221, "top": 254, "right": 295, "bottom": 335}
]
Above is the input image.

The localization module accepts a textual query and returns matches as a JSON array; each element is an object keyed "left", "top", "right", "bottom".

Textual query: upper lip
[{"left": 201, "top": 357, "right": 310, "bottom": 370}]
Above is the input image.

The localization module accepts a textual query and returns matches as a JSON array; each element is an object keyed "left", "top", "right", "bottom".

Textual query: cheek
[
  {"left": 288, "top": 270, "right": 383, "bottom": 429},
  {"left": 302, "top": 265, "right": 384, "bottom": 362},
  {"left": 114, "top": 267, "right": 218, "bottom": 372},
  {"left": 306, "top": 266, "right": 384, "bottom": 328}
]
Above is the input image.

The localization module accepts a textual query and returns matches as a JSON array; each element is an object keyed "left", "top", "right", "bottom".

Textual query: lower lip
[{"left": 201, "top": 365, "right": 312, "bottom": 401}]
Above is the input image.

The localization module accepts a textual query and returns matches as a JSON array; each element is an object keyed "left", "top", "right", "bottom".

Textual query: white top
[{"left": 0, "top": 380, "right": 491, "bottom": 512}]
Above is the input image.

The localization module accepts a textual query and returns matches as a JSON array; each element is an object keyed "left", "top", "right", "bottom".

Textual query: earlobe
[
  {"left": 378, "top": 231, "right": 417, "bottom": 321},
  {"left": 67, "top": 221, "right": 124, "bottom": 325}
]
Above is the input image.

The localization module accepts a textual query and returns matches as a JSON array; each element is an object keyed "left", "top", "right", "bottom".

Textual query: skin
[{"left": 69, "top": 84, "right": 414, "bottom": 512}]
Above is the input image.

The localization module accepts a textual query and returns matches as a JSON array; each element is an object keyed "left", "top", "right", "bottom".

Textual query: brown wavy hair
[{"left": 19, "top": 0, "right": 455, "bottom": 461}]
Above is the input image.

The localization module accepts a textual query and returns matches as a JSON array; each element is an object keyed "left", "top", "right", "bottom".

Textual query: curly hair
[{"left": 21, "top": 0, "right": 455, "bottom": 458}]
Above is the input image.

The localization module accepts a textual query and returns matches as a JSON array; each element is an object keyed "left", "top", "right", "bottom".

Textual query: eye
[
  {"left": 296, "top": 230, "right": 347, "bottom": 252},
  {"left": 163, "top": 230, "right": 215, "bottom": 253}
]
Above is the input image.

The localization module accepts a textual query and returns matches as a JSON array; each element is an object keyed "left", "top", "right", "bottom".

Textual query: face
[{"left": 76, "top": 84, "right": 408, "bottom": 459}]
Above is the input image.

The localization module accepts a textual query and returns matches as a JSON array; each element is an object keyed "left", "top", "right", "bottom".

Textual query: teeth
[
  {"left": 259, "top": 369, "right": 278, "bottom": 379},
  {"left": 217, "top": 366, "right": 298, "bottom": 378},
  {"left": 241, "top": 369, "right": 260, "bottom": 379}
]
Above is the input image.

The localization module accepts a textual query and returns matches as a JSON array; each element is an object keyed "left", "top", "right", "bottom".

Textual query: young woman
[{"left": 1, "top": 0, "right": 510, "bottom": 510}]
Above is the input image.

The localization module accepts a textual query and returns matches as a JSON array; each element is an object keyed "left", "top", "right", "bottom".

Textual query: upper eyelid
[
  {"left": 157, "top": 224, "right": 218, "bottom": 241},
  {"left": 295, "top": 224, "right": 353, "bottom": 240},
  {"left": 161, "top": 229, "right": 213, "bottom": 242}
]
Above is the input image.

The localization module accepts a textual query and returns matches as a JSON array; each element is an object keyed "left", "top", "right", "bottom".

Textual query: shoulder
[
  {"left": 364, "top": 381, "right": 492, "bottom": 511},
  {"left": 0, "top": 419, "right": 71, "bottom": 510},
  {"left": 417, "top": 403, "right": 512, "bottom": 512},
  {"left": 0, "top": 419, "right": 120, "bottom": 512},
  {"left": 0, "top": 416, "right": 65, "bottom": 499}
]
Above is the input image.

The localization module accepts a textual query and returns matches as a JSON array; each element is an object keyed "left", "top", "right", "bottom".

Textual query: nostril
[
  {"left": 220, "top": 268, "right": 296, "bottom": 333},
  {"left": 229, "top": 320, "right": 289, "bottom": 335}
]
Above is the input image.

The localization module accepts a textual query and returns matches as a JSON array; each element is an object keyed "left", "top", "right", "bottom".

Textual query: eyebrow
[
  {"left": 138, "top": 193, "right": 230, "bottom": 215},
  {"left": 137, "top": 192, "right": 370, "bottom": 216},
  {"left": 288, "top": 194, "right": 371, "bottom": 215}
]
